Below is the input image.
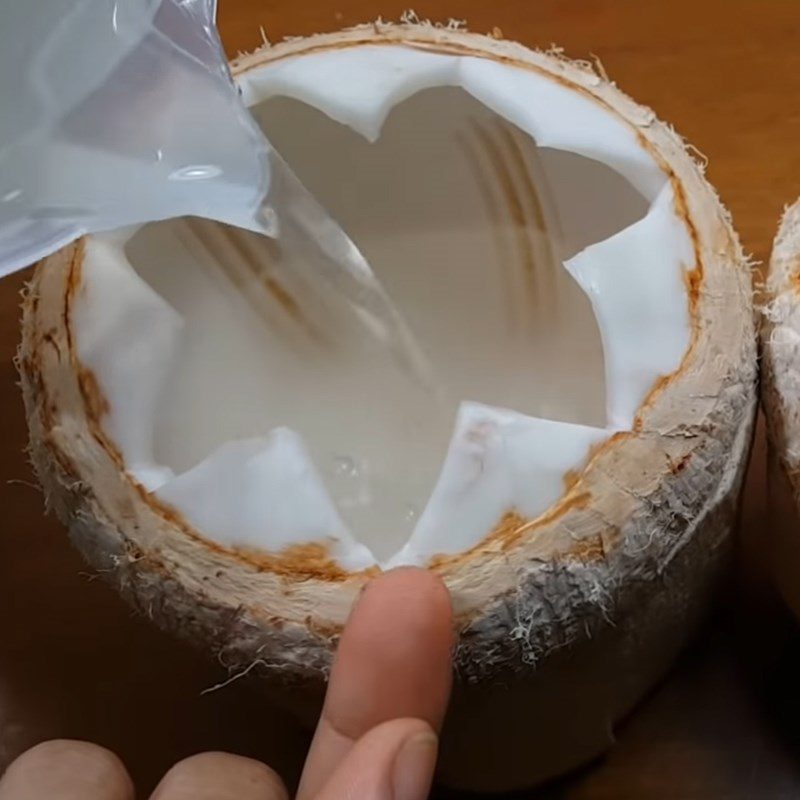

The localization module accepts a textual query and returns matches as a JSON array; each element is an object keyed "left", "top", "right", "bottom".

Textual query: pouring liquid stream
[{"left": 235, "top": 147, "right": 446, "bottom": 406}]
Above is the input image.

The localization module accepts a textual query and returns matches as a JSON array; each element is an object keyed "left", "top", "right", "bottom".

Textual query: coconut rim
[
  {"left": 21, "top": 22, "right": 753, "bottom": 627},
  {"left": 764, "top": 201, "right": 800, "bottom": 478}
]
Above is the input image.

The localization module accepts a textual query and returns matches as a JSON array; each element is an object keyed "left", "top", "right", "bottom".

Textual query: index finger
[{"left": 297, "top": 567, "right": 453, "bottom": 800}]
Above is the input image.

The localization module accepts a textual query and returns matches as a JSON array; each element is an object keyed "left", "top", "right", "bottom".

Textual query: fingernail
[{"left": 392, "top": 730, "right": 439, "bottom": 800}]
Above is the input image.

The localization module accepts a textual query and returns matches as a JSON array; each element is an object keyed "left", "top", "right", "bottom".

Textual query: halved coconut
[
  {"left": 762, "top": 200, "right": 800, "bottom": 617},
  {"left": 19, "top": 23, "right": 757, "bottom": 791}
]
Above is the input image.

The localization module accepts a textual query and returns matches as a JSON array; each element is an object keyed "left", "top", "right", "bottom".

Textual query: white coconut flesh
[{"left": 71, "top": 44, "right": 695, "bottom": 569}]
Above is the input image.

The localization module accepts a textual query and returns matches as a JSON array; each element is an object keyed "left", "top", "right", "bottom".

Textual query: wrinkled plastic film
[
  {"left": 0, "top": 0, "right": 437, "bottom": 391},
  {"left": 0, "top": 0, "right": 270, "bottom": 274}
]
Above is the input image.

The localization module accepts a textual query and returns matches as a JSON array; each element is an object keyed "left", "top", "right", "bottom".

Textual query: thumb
[{"left": 315, "top": 718, "right": 438, "bottom": 800}]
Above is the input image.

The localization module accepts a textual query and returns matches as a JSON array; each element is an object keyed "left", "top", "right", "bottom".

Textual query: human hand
[{"left": 0, "top": 567, "right": 453, "bottom": 799}]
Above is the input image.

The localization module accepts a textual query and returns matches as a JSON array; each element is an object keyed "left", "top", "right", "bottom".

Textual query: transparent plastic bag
[
  {"left": 0, "top": 0, "right": 432, "bottom": 383},
  {"left": 0, "top": 0, "right": 267, "bottom": 274}
]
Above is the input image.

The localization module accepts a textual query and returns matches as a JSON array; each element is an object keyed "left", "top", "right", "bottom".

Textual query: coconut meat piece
[{"left": 71, "top": 44, "right": 693, "bottom": 568}]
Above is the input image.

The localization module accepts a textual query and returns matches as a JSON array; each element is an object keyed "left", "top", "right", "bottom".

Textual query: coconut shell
[
  {"left": 761, "top": 200, "right": 800, "bottom": 619},
  {"left": 18, "top": 23, "right": 756, "bottom": 791}
]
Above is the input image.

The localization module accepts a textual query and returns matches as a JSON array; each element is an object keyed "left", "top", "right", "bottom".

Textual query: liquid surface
[{"left": 124, "top": 86, "right": 646, "bottom": 559}]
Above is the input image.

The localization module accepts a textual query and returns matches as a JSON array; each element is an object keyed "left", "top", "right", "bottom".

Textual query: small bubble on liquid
[
  {"left": 169, "top": 164, "right": 222, "bottom": 181},
  {"left": 404, "top": 505, "right": 419, "bottom": 522},
  {"left": 333, "top": 456, "right": 359, "bottom": 478}
]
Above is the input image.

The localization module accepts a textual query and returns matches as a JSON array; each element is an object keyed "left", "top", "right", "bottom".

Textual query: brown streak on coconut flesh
[
  {"left": 76, "top": 367, "right": 110, "bottom": 421},
  {"left": 21, "top": 323, "right": 76, "bottom": 483},
  {"left": 562, "top": 432, "right": 631, "bottom": 494},
  {"left": 185, "top": 220, "right": 318, "bottom": 341},
  {"left": 62, "top": 241, "right": 84, "bottom": 357},
  {"left": 683, "top": 263, "right": 703, "bottom": 309},
  {"left": 215, "top": 223, "right": 323, "bottom": 341},
  {"left": 426, "top": 427, "right": 638, "bottom": 572},
  {"left": 632, "top": 174, "right": 704, "bottom": 431},
  {"left": 142, "top": 490, "right": 364, "bottom": 582},
  {"left": 237, "top": 541, "right": 371, "bottom": 581},
  {"left": 472, "top": 123, "right": 539, "bottom": 304},
  {"left": 425, "top": 511, "right": 527, "bottom": 571},
  {"left": 508, "top": 490, "right": 593, "bottom": 545},
  {"left": 64, "top": 249, "right": 118, "bottom": 460},
  {"left": 260, "top": 275, "right": 328, "bottom": 346},
  {"left": 263, "top": 275, "right": 304, "bottom": 321},
  {"left": 498, "top": 122, "right": 562, "bottom": 320},
  {"left": 457, "top": 130, "right": 519, "bottom": 330},
  {"left": 563, "top": 468, "right": 582, "bottom": 493}
]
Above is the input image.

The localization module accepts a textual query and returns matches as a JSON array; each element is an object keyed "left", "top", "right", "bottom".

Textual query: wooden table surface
[{"left": 2, "top": 1, "right": 800, "bottom": 797}]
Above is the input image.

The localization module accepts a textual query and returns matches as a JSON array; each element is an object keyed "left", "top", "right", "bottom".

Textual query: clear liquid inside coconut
[{"left": 125, "top": 87, "right": 648, "bottom": 561}]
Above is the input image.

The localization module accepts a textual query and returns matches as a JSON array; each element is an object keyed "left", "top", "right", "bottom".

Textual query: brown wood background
[{"left": 2, "top": 1, "right": 800, "bottom": 797}]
